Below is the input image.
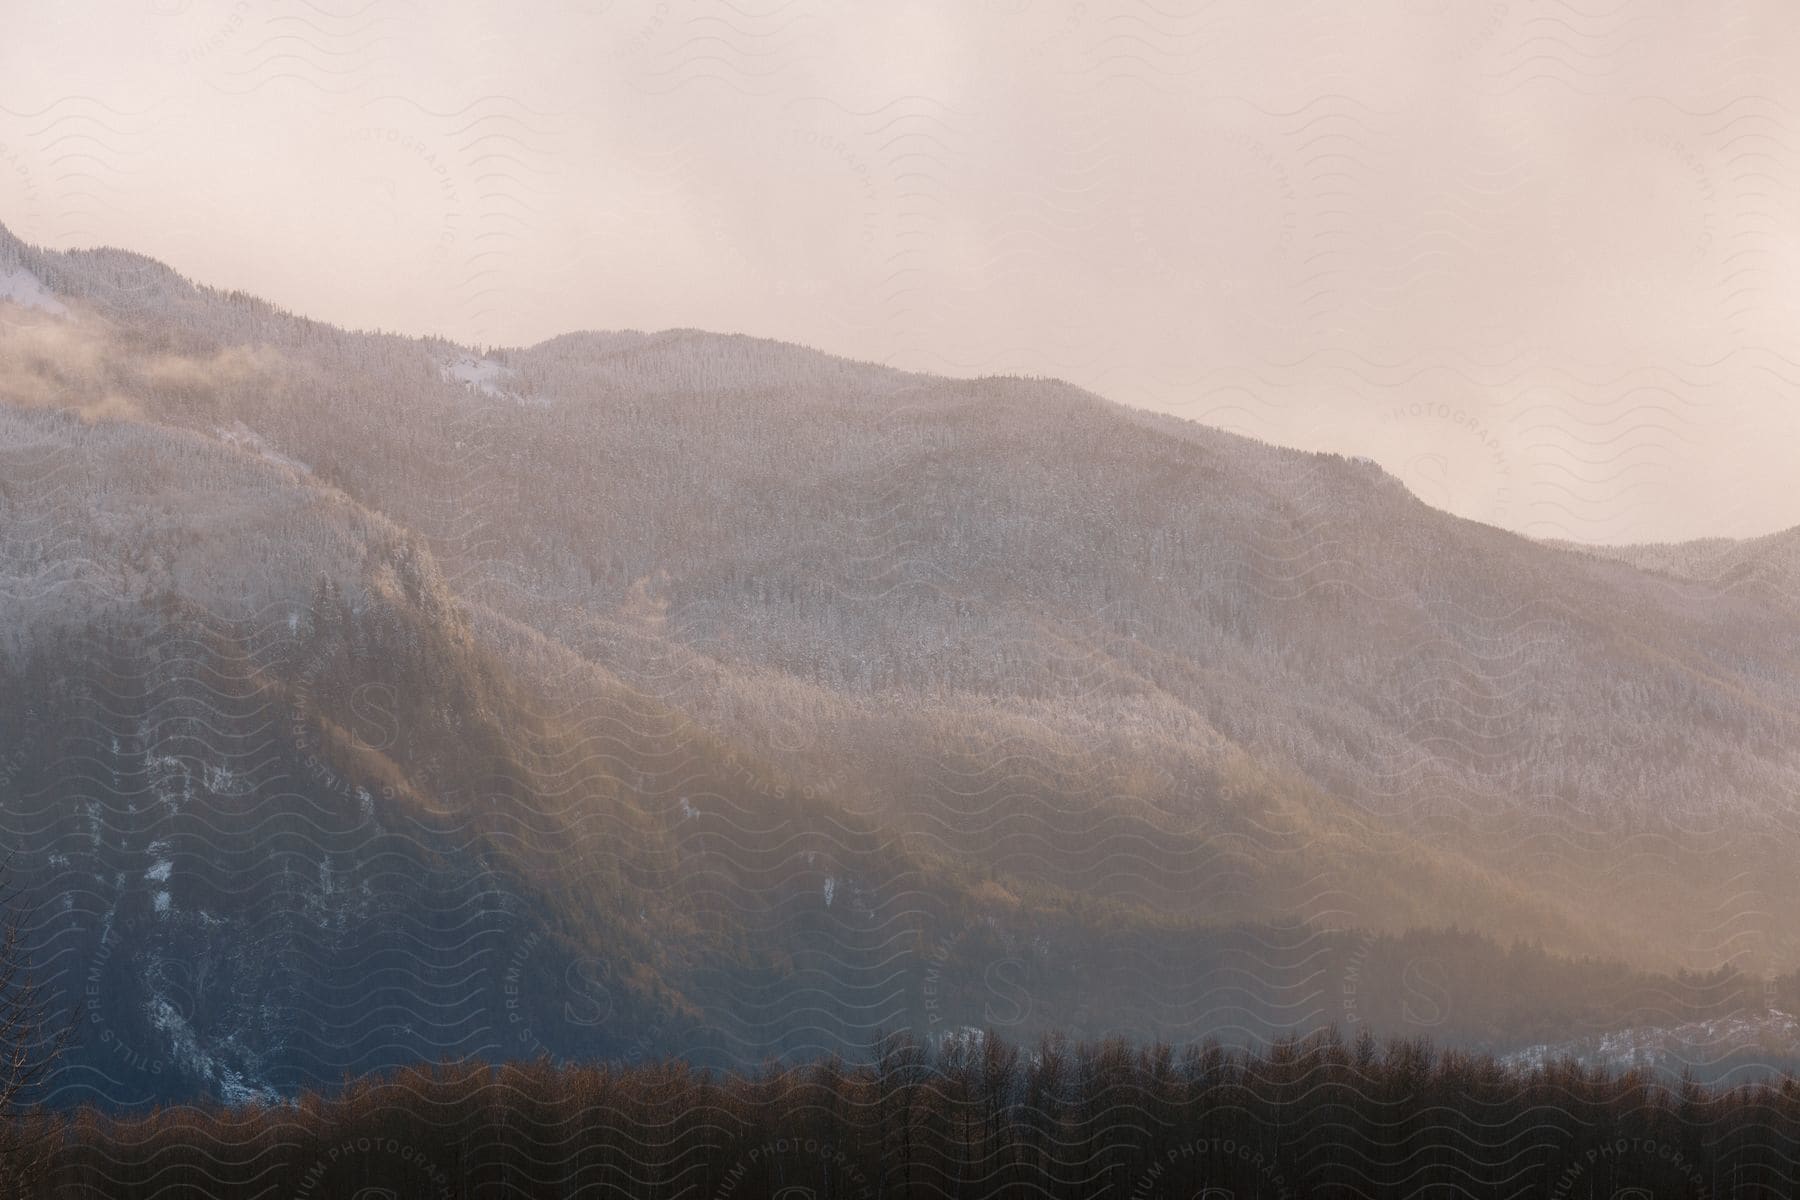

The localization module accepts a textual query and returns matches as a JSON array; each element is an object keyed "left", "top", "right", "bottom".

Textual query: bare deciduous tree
[{"left": 0, "top": 868, "right": 74, "bottom": 1196}]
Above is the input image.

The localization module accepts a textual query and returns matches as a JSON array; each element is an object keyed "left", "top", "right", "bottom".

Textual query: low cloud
[{"left": 0, "top": 314, "right": 286, "bottom": 424}]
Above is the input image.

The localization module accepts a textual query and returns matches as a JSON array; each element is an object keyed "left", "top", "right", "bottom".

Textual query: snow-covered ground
[
  {"left": 1502, "top": 1010, "right": 1800, "bottom": 1076},
  {"left": 439, "top": 352, "right": 541, "bottom": 404},
  {"left": 214, "top": 421, "right": 312, "bottom": 476}
]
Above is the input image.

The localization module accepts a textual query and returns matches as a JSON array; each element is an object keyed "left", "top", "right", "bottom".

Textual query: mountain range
[{"left": 4, "top": 220, "right": 1800, "bottom": 1105}]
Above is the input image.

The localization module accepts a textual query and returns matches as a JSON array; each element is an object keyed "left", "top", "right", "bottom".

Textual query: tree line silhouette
[{"left": 14, "top": 1026, "right": 1800, "bottom": 1197}]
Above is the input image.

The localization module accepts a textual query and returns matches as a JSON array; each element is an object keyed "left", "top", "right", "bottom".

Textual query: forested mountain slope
[{"left": 4, "top": 220, "right": 1799, "bottom": 1102}]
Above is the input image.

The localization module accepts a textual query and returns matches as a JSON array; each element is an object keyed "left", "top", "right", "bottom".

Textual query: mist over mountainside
[{"left": 5, "top": 221, "right": 1800, "bottom": 1104}]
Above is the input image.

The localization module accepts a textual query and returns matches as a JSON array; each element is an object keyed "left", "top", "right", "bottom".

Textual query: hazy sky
[{"left": 4, "top": 0, "right": 1799, "bottom": 542}]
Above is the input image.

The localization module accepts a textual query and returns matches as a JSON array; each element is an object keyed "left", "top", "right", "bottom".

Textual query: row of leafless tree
[
  {"left": 0, "top": 871, "right": 73, "bottom": 1196},
  {"left": 12, "top": 1022, "right": 1799, "bottom": 1198}
]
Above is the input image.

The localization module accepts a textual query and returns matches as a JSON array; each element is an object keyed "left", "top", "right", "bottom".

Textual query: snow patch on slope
[
  {"left": 214, "top": 422, "right": 311, "bottom": 476},
  {"left": 438, "top": 352, "right": 542, "bottom": 405},
  {"left": 1502, "top": 1010, "right": 1800, "bottom": 1075},
  {"left": 146, "top": 994, "right": 279, "bottom": 1106}
]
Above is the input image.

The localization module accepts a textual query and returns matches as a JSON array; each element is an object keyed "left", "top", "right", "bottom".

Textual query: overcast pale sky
[{"left": 4, "top": 0, "right": 1798, "bottom": 542}]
